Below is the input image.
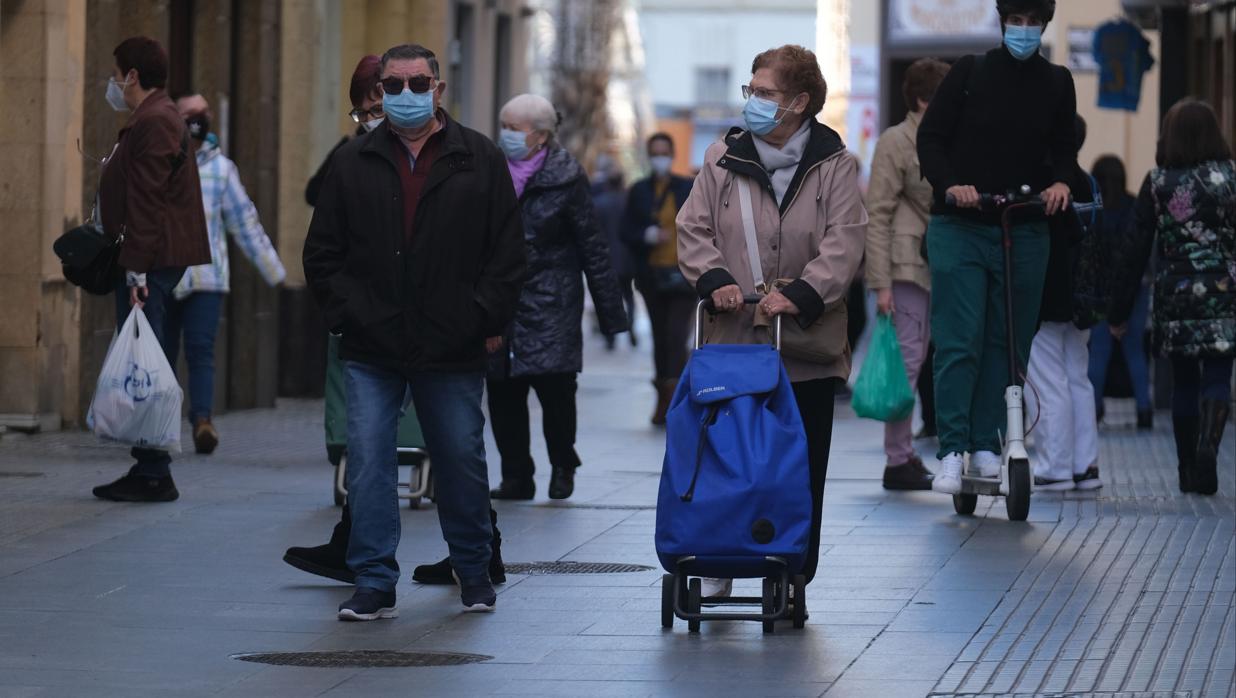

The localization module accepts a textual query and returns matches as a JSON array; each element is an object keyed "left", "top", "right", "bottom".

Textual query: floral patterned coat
[{"left": 1111, "top": 159, "right": 1236, "bottom": 357}]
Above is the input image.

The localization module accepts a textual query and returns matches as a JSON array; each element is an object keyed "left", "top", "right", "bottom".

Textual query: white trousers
[{"left": 1026, "top": 321, "right": 1099, "bottom": 481}]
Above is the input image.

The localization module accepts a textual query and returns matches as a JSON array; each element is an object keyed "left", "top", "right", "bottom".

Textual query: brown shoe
[
  {"left": 193, "top": 417, "right": 219, "bottom": 455},
  {"left": 882, "top": 455, "right": 933, "bottom": 491},
  {"left": 651, "top": 378, "right": 676, "bottom": 426}
]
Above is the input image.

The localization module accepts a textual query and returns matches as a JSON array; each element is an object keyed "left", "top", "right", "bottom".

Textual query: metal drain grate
[
  {"left": 232, "top": 650, "right": 491, "bottom": 668},
  {"left": 504, "top": 561, "right": 654, "bottom": 575}
]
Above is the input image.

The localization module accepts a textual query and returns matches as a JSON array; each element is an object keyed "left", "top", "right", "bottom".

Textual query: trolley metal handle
[{"left": 695, "top": 295, "right": 782, "bottom": 351}]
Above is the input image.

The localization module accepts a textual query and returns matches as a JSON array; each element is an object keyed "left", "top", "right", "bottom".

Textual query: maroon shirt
[{"left": 389, "top": 126, "right": 444, "bottom": 245}]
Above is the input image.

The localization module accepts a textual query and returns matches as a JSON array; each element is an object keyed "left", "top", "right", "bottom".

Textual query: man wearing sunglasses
[{"left": 304, "top": 43, "right": 526, "bottom": 620}]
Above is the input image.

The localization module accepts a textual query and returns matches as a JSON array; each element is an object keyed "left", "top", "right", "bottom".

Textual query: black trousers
[
  {"left": 640, "top": 287, "right": 696, "bottom": 381},
  {"left": 791, "top": 377, "right": 838, "bottom": 585},
  {"left": 487, "top": 373, "right": 582, "bottom": 482}
]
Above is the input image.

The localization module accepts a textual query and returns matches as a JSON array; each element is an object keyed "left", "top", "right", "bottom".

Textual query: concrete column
[{"left": 0, "top": 0, "right": 87, "bottom": 429}]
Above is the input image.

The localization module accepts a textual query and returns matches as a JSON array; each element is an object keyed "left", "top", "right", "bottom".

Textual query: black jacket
[
  {"left": 621, "top": 174, "right": 694, "bottom": 279},
  {"left": 305, "top": 133, "right": 354, "bottom": 207},
  {"left": 303, "top": 113, "right": 526, "bottom": 374},
  {"left": 491, "top": 146, "right": 629, "bottom": 378},
  {"left": 918, "top": 46, "right": 1078, "bottom": 225},
  {"left": 1039, "top": 163, "right": 1097, "bottom": 324}
]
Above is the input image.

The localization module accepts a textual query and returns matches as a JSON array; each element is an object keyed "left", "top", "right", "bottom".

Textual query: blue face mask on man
[
  {"left": 384, "top": 88, "right": 435, "bottom": 129},
  {"left": 742, "top": 95, "right": 786, "bottom": 137},
  {"left": 1004, "top": 24, "right": 1043, "bottom": 61}
]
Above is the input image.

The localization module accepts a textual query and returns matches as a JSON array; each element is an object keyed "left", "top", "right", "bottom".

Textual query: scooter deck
[{"left": 960, "top": 475, "right": 1003, "bottom": 496}]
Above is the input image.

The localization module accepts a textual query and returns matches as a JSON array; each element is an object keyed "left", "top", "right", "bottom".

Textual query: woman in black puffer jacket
[{"left": 487, "top": 94, "right": 629, "bottom": 501}]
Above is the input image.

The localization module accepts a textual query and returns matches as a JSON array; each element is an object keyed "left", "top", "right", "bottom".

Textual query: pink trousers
[{"left": 884, "top": 282, "right": 931, "bottom": 465}]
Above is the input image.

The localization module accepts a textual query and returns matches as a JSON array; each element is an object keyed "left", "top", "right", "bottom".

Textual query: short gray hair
[
  {"left": 381, "top": 44, "right": 440, "bottom": 79},
  {"left": 500, "top": 94, "right": 560, "bottom": 135}
]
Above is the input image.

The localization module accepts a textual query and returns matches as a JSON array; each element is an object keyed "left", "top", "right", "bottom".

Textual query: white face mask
[
  {"left": 650, "top": 155, "right": 673, "bottom": 176},
  {"left": 106, "top": 77, "right": 130, "bottom": 112},
  {"left": 363, "top": 117, "right": 385, "bottom": 132}
]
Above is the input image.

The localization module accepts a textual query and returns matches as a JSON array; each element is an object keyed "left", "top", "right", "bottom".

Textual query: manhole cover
[
  {"left": 231, "top": 650, "right": 491, "bottom": 668},
  {"left": 0, "top": 472, "right": 43, "bottom": 478},
  {"left": 505, "top": 561, "right": 654, "bottom": 575}
]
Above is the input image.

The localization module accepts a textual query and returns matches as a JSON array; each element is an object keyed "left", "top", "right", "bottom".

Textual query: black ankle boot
[
  {"left": 412, "top": 509, "right": 507, "bottom": 585},
  {"left": 1173, "top": 415, "right": 1199, "bottom": 493},
  {"left": 490, "top": 479, "right": 535, "bottom": 500},
  {"left": 283, "top": 505, "right": 353, "bottom": 583},
  {"left": 549, "top": 467, "right": 576, "bottom": 500},
  {"left": 1137, "top": 409, "right": 1154, "bottom": 430},
  {"left": 1194, "top": 400, "right": 1230, "bottom": 496}
]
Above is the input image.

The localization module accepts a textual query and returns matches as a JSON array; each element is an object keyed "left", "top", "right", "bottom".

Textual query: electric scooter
[{"left": 945, "top": 186, "right": 1101, "bottom": 521}]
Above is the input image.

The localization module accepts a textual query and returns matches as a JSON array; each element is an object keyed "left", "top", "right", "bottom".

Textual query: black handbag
[{"left": 53, "top": 223, "right": 123, "bottom": 295}]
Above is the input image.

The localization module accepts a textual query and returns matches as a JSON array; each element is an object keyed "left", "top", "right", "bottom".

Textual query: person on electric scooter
[{"left": 917, "top": 0, "right": 1078, "bottom": 494}]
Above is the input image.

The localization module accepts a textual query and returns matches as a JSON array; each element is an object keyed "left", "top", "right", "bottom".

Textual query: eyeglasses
[
  {"left": 349, "top": 105, "right": 384, "bottom": 123},
  {"left": 380, "top": 75, "right": 436, "bottom": 95},
  {"left": 741, "top": 84, "right": 786, "bottom": 101}
]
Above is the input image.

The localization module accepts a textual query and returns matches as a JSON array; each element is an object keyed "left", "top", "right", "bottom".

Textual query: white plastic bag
[{"left": 87, "top": 308, "right": 183, "bottom": 452}]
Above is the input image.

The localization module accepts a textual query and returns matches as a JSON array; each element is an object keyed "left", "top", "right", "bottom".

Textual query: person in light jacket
[
  {"left": 170, "top": 94, "right": 286, "bottom": 455},
  {"left": 863, "top": 57, "right": 950, "bottom": 492},
  {"left": 676, "top": 45, "right": 867, "bottom": 598}
]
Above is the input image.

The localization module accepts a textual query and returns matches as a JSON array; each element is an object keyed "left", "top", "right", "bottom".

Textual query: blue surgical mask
[
  {"left": 106, "top": 77, "right": 130, "bottom": 112},
  {"left": 1004, "top": 25, "right": 1042, "bottom": 61},
  {"left": 383, "top": 88, "right": 434, "bottom": 129},
  {"left": 742, "top": 95, "right": 785, "bottom": 136},
  {"left": 499, "top": 128, "right": 531, "bottom": 160}
]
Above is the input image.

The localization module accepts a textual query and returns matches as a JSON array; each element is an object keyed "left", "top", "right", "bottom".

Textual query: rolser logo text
[
  {"left": 123, "top": 363, "right": 154, "bottom": 402},
  {"left": 696, "top": 386, "right": 726, "bottom": 397}
]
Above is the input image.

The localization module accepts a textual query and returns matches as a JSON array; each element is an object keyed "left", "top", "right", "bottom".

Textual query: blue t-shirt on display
[{"left": 1092, "top": 19, "right": 1155, "bottom": 111}]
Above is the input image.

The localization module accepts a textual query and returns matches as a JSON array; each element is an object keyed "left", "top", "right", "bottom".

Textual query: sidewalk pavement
[{"left": 0, "top": 331, "right": 1232, "bottom": 697}]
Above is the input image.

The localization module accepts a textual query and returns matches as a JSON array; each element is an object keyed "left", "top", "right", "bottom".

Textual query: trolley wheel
[
  {"left": 687, "top": 578, "right": 702, "bottom": 633},
  {"left": 333, "top": 464, "right": 345, "bottom": 507},
  {"left": 762, "top": 577, "right": 776, "bottom": 634},
  {"left": 953, "top": 492, "right": 978, "bottom": 516},
  {"left": 791, "top": 575, "right": 807, "bottom": 629},
  {"left": 661, "top": 574, "right": 674, "bottom": 629},
  {"left": 1006, "top": 458, "right": 1031, "bottom": 521}
]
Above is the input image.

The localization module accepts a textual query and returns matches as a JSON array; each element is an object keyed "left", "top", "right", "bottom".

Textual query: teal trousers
[{"left": 926, "top": 215, "right": 1049, "bottom": 458}]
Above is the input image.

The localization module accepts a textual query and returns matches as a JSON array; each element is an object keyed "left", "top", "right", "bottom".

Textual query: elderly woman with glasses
[
  {"left": 676, "top": 45, "right": 867, "bottom": 598},
  {"left": 486, "top": 93, "right": 630, "bottom": 502}
]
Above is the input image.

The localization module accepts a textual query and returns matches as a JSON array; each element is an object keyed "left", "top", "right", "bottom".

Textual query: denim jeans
[
  {"left": 344, "top": 360, "right": 493, "bottom": 592},
  {"left": 1089, "top": 284, "right": 1152, "bottom": 411},
  {"left": 164, "top": 291, "right": 225, "bottom": 423},
  {"left": 113, "top": 267, "right": 185, "bottom": 478}
]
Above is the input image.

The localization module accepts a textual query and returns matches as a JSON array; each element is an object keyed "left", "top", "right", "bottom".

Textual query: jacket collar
[
  {"left": 361, "top": 109, "right": 469, "bottom": 168},
  {"left": 525, "top": 146, "right": 583, "bottom": 193},
  {"left": 121, "top": 89, "right": 171, "bottom": 131},
  {"left": 717, "top": 119, "right": 847, "bottom": 214}
]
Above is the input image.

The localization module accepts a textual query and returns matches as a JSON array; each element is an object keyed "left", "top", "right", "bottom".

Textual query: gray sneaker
[{"left": 459, "top": 577, "right": 496, "bottom": 613}]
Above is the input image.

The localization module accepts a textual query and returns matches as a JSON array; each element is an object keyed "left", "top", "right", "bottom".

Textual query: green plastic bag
[{"left": 851, "top": 315, "right": 915, "bottom": 422}]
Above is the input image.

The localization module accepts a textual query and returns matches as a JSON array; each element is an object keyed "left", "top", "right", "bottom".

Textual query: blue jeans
[
  {"left": 113, "top": 267, "right": 185, "bottom": 478},
  {"left": 344, "top": 360, "right": 493, "bottom": 592},
  {"left": 1089, "top": 284, "right": 1152, "bottom": 411},
  {"left": 164, "top": 292, "right": 225, "bottom": 423},
  {"left": 1170, "top": 357, "right": 1234, "bottom": 417}
]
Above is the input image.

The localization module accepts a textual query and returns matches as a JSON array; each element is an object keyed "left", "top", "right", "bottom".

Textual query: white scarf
[{"left": 752, "top": 120, "right": 811, "bottom": 205}]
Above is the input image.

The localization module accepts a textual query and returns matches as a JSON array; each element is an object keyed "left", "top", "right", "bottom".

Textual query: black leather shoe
[
  {"left": 413, "top": 510, "right": 506, "bottom": 585},
  {"left": 92, "top": 473, "right": 179, "bottom": 502},
  {"left": 1173, "top": 414, "right": 1199, "bottom": 493},
  {"left": 882, "top": 457, "right": 933, "bottom": 491},
  {"left": 490, "top": 479, "right": 535, "bottom": 500},
  {"left": 548, "top": 467, "right": 575, "bottom": 500},
  {"left": 337, "top": 587, "right": 397, "bottom": 621}
]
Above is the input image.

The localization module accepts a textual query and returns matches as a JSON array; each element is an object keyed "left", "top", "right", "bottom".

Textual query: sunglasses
[{"left": 380, "top": 75, "right": 435, "bottom": 95}]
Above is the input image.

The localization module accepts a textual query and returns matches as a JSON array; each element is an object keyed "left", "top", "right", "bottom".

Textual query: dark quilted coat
[
  {"left": 1111, "top": 160, "right": 1236, "bottom": 358},
  {"left": 491, "top": 146, "right": 630, "bottom": 378}
]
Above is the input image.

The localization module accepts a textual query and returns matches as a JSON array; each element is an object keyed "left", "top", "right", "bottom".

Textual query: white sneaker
[
  {"left": 932, "top": 453, "right": 963, "bottom": 494},
  {"left": 700, "top": 578, "right": 732, "bottom": 598},
  {"left": 972, "top": 451, "right": 1002, "bottom": 479}
]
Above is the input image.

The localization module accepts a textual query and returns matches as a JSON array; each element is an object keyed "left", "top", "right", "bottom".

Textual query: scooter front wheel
[
  {"left": 953, "top": 492, "right": 978, "bottom": 516},
  {"left": 1006, "top": 458, "right": 1031, "bottom": 521}
]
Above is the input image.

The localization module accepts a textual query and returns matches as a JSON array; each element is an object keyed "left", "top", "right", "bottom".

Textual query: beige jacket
[
  {"left": 863, "top": 111, "right": 932, "bottom": 291},
  {"left": 676, "top": 122, "right": 868, "bottom": 382}
]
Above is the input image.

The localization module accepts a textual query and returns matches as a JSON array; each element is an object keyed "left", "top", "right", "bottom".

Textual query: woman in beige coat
[
  {"left": 864, "top": 58, "right": 951, "bottom": 492},
  {"left": 676, "top": 45, "right": 867, "bottom": 596}
]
